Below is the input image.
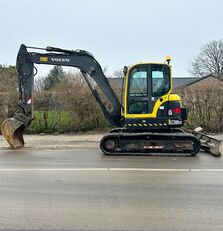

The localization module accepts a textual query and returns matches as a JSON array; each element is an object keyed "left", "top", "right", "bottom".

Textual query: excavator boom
[{"left": 2, "top": 44, "right": 123, "bottom": 149}]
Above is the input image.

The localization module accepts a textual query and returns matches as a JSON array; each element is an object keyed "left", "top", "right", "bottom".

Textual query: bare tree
[
  {"left": 113, "top": 68, "right": 124, "bottom": 78},
  {"left": 176, "top": 86, "right": 223, "bottom": 132},
  {"left": 0, "top": 65, "right": 18, "bottom": 119},
  {"left": 189, "top": 39, "right": 223, "bottom": 80}
]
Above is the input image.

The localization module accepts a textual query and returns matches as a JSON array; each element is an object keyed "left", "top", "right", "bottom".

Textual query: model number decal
[{"left": 51, "top": 58, "right": 70, "bottom": 62}]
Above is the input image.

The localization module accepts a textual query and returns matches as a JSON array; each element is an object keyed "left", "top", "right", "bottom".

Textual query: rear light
[{"left": 172, "top": 107, "right": 181, "bottom": 114}]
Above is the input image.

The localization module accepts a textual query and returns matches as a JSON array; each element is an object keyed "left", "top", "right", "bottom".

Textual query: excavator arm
[{"left": 1, "top": 44, "right": 123, "bottom": 149}]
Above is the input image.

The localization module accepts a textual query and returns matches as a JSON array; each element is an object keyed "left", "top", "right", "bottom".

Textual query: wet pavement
[{"left": 0, "top": 134, "right": 223, "bottom": 231}]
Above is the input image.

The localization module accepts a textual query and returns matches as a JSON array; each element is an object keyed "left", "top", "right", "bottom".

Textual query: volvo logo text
[{"left": 51, "top": 58, "right": 70, "bottom": 62}]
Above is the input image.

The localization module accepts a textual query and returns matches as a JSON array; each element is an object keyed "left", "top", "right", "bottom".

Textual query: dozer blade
[
  {"left": 1, "top": 118, "right": 25, "bottom": 149},
  {"left": 192, "top": 131, "right": 222, "bottom": 157}
]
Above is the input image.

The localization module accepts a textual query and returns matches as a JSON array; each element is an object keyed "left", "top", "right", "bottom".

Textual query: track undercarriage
[{"left": 100, "top": 128, "right": 201, "bottom": 156}]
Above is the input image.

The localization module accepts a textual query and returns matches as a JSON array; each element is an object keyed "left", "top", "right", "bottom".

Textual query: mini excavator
[{"left": 1, "top": 44, "right": 201, "bottom": 155}]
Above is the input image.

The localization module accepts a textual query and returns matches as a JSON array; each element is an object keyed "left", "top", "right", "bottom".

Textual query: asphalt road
[{"left": 0, "top": 146, "right": 223, "bottom": 231}]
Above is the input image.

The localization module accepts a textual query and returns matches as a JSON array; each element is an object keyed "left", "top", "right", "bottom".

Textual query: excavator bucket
[{"left": 1, "top": 118, "right": 25, "bottom": 149}]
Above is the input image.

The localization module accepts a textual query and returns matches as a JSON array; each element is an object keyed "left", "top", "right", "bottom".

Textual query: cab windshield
[{"left": 128, "top": 64, "right": 170, "bottom": 97}]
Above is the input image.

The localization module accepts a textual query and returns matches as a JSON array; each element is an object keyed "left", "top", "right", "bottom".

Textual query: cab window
[
  {"left": 152, "top": 65, "right": 170, "bottom": 96},
  {"left": 129, "top": 68, "right": 147, "bottom": 97}
]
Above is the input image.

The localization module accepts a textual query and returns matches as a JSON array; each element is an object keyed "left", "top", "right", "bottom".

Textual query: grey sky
[{"left": 0, "top": 0, "right": 222, "bottom": 77}]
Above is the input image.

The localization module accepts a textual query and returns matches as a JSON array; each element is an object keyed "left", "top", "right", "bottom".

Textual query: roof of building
[
  {"left": 107, "top": 77, "right": 202, "bottom": 90},
  {"left": 173, "top": 77, "right": 200, "bottom": 88},
  {"left": 183, "top": 74, "right": 215, "bottom": 87}
]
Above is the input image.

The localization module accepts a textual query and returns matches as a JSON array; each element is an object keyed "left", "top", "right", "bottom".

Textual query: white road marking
[
  {"left": 191, "top": 169, "right": 223, "bottom": 172},
  {"left": 0, "top": 168, "right": 222, "bottom": 172},
  {"left": 109, "top": 168, "right": 189, "bottom": 172},
  {"left": 0, "top": 168, "right": 108, "bottom": 171}
]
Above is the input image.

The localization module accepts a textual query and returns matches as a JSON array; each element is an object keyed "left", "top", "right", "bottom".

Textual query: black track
[{"left": 100, "top": 130, "right": 201, "bottom": 156}]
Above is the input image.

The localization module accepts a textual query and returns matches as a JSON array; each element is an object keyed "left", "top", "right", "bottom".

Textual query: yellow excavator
[{"left": 1, "top": 44, "right": 201, "bottom": 155}]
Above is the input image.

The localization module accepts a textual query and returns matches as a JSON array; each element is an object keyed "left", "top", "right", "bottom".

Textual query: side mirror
[{"left": 123, "top": 66, "right": 128, "bottom": 76}]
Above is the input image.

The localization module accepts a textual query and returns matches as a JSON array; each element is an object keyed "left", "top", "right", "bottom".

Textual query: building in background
[{"left": 108, "top": 75, "right": 223, "bottom": 92}]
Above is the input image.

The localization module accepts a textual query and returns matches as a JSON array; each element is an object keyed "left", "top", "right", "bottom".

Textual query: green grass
[
  {"left": 26, "top": 110, "right": 110, "bottom": 134},
  {"left": 27, "top": 110, "right": 72, "bottom": 133}
]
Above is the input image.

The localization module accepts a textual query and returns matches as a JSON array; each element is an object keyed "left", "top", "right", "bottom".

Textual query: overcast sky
[{"left": 0, "top": 0, "right": 222, "bottom": 77}]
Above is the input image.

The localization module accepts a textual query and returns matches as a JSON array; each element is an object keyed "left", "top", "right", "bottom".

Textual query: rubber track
[{"left": 100, "top": 132, "right": 201, "bottom": 156}]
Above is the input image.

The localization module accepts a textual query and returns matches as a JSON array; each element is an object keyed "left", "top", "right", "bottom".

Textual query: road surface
[{"left": 0, "top": 134, "right": 223, "bottom": 231}]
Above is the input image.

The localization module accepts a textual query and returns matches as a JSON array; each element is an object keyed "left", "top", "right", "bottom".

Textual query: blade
[
  {"left": 192, "top": 131, "right": 222, "bottom": 157},
  {"left": 1, "top": 118, "right": 25, "bottom": 149}
]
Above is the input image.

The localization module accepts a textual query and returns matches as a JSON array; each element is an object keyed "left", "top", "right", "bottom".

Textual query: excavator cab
[
  {"left": 122, "top": 61, "right": 187, "bottom": 131},
  {"left": 126, "top": 63, "right": 170, "bottom": 115}
]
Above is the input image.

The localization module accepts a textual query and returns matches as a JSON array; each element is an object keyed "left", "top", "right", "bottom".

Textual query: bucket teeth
[{"left": 1, "top": 118, "right": 25, "bottom": 149}]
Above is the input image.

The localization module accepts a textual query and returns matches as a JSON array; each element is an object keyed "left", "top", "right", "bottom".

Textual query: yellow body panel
[{"left": 123, "top": 62, "right": 181, "bottom": 119}]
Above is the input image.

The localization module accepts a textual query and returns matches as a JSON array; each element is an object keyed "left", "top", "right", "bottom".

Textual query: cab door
[{"left": 127, "top": 65, "right": 151, "bottom": 115}]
